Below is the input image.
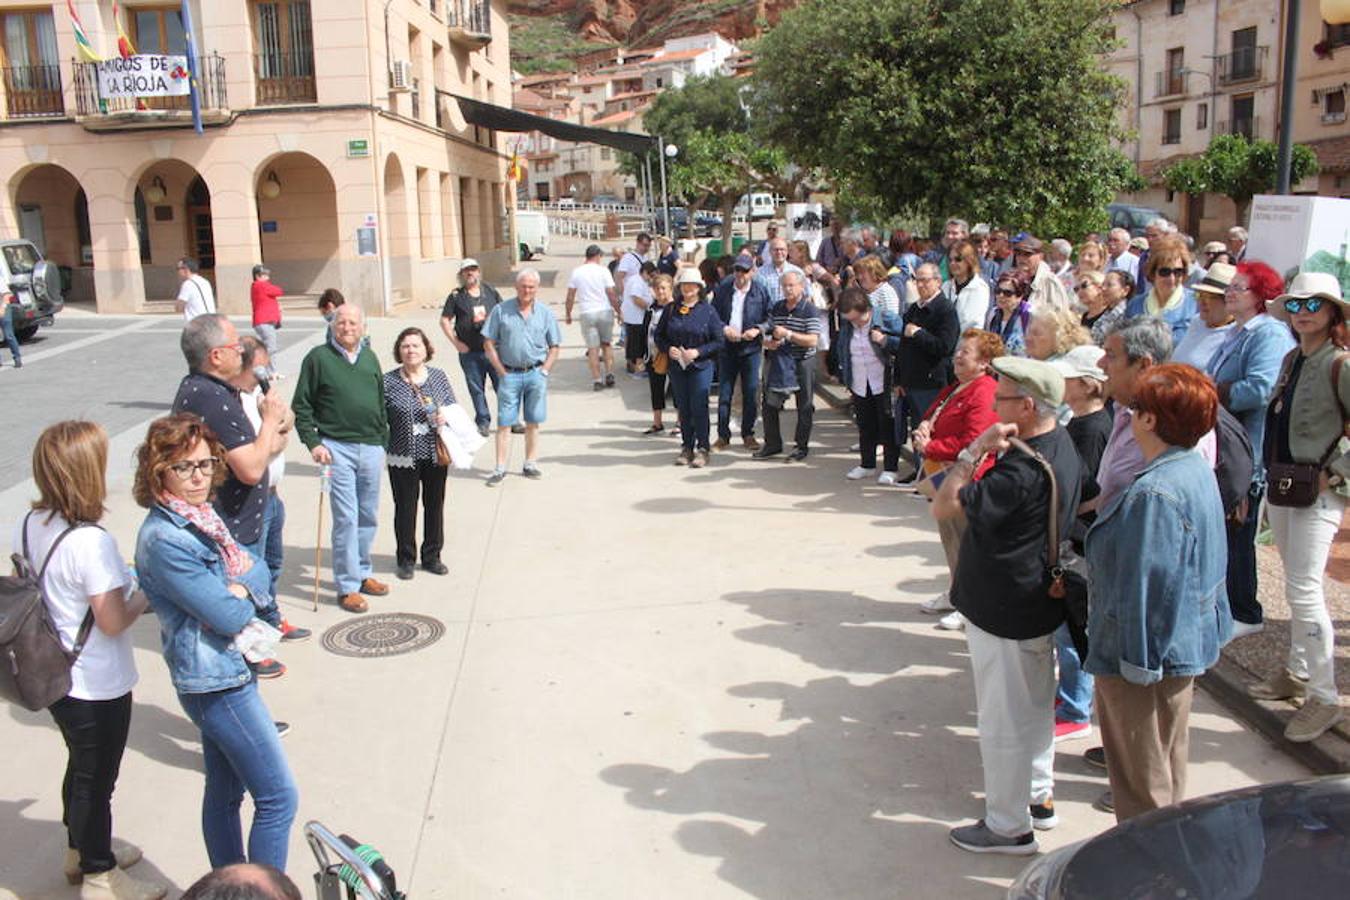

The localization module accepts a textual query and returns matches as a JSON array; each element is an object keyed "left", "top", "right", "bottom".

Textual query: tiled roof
[
  {"left": 1305, "top": 134, "right": 1350, "bottom": 174},
  {"left": 590, "top": 107, "right": 645, "bottom": 127}
]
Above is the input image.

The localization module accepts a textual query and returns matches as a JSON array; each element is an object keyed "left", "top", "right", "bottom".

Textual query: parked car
[
  {"left": 1008, "top": 775, "right": 1350, "bottom": 899},
  {"left": 735, "top": 192, "right": 781, "bottom": 221},
  {"left": 1107, "top": 202, "right": 1167, "bottom": 237},
  {"left": 1, "top": 239, "right": 62, "bottom": 341},
  {"left": 515, "top": 210, "right": 549, "bottom": 260},
  {"left": 656, "top": 208, "right": 722, "bottom": 238}
]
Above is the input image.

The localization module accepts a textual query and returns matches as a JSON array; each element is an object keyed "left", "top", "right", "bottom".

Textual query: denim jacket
[
  {"left": 1206, "top": 315, "right": 1295, "bottom": 481},
  {"left": 1084, "top": 448, "right": 1231, "bottom": 684},
  {"left": 135, "top": 505, "right": 269, "bottom": 694},
  {"left": 836, "top": 306, "right": 903, "bottom": 393}
]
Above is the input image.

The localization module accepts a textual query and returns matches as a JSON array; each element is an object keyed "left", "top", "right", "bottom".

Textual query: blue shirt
[
  {"left": 1205, "top": 314, "right": 1296, "bottom": 480},
  {"left": 482, "top": 298, "right": 562, "bottom": 369}
]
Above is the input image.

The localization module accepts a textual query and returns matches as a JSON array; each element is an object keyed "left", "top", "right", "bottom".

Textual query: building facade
[
  {"left": 1108, "top": 0, "right": 1350, "bottom": 238},
  {"left": 0, "top": 0, "right": 512, "bottom": 315}
]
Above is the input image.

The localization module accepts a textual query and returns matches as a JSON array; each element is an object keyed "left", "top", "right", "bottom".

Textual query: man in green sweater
[{"left": 292, "top": 303, "right": 391, "bottom": 613}]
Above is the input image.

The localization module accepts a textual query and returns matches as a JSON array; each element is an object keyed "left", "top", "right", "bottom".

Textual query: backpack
[
  {"left": 0, "top": 514, "right": 95, "bottom": 711},
  {"left": 1213, "top": 405, "right": 1254, "bottom": 518}
]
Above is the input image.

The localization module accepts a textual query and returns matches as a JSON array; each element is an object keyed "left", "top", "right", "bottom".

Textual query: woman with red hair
[
  {"left": 1084, "top": 363, "right": 1229, "bottom": 821},
  {"left": 1204, "top": 260, "right": 1296, "bottom": 638}
]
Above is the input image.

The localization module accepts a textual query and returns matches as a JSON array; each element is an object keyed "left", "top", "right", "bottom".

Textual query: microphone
[{"left": 253, "top": 365, "right": 272, "bottom": 395}]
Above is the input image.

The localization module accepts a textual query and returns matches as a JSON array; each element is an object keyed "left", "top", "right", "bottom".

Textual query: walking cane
[{"left": 312, "top": 464, "right": 330, "bottom": 612}]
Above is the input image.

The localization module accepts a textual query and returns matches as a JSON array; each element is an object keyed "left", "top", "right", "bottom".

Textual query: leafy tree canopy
[
  {"left": 751, "top": 0, "right": 1136, "bottom": 237},
  {"left": 1163, "top": 134, "right": 1320, "bottom": 225}
]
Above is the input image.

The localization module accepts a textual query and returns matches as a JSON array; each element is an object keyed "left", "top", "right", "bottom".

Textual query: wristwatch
[{"left": 957, "top": 447, "right": 981, "bottom": 466}]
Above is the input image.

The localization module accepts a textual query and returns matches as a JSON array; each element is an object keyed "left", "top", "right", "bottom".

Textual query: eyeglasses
[
  {"left": 1284, "top": 297, "right": 1327, "bottom": 315},
  {"left": 1224, "top": 282, "right": 1250, "bottom": 295},
  {"left": 166, "top": 457, "right": 221, "bottom": 479},
  {"left": 1075, "top": 283, "right": 1095, "bottom": 292},
  {"left": 1156, "top": 267, "right": 1187, "bottom": 278},
  {"left": 995, "top": 287, "right": 1020, "bottom": 297},
  {"left": 1013, "top": 249, "right": 1035, "bottom": 257},
  {"left": 214, "top": 342, "right": 244, "bottom": 354}
]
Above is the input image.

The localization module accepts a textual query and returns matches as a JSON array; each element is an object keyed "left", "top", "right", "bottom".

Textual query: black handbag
[
  {"left": 1265, "top": 352, "right": 1348, "bottom": 509},
  {"left": 1008, "top": 437, "right": 1089, "bottom": 659}
]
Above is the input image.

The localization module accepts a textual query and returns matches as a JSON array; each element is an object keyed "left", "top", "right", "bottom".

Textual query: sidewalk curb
[
  {"left": 814, "top": 377, "right": 851, "bottom": 412},
  {"left": 1200, "top": 657, "right": 1350, "bottom": 775}
]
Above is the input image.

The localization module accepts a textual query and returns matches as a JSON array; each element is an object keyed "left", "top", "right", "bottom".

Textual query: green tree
[
  {"left": 751, "top": 0, "right": 1135, "bottom": 237},
  {"left": 1162, "top": 134, "right": 1320, "bottom": 225}
]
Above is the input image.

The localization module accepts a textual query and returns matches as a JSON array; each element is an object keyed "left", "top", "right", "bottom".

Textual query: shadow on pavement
[{"left": 6, "top": 700, "right": 204, "bottom": 775}]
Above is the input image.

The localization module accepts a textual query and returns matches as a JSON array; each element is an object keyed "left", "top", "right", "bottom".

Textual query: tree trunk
[
  {"left": 718, "top": 193, "right": 739, "bottom": 247},
  {"left": 1233, "top": 195, "right": 1252, "bottom": 229}
]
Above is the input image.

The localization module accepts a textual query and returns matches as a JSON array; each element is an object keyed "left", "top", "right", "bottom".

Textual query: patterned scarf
[{"left": 161, "top": 495, "right": 252, "bottom": 579}]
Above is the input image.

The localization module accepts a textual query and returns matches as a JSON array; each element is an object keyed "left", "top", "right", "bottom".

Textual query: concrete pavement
[{"left": 0, "top": 243, "right": 1311, "bottom": 899}]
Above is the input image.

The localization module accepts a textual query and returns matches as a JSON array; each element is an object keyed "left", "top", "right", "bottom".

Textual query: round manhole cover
[{"left": 321, "top": 613, "right": 446, "bottom": 658}]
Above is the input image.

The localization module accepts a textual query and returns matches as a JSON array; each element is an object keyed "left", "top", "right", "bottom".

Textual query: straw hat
[{"left": 1268, "top": 271, "right": 1348, "bottom": 322}]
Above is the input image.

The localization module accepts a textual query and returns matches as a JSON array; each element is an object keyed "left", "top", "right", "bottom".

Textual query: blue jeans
[
  {"left": 325, "top": 440, "right": 384, "bottom": 595},
  {"left": 176, "top": 680, "right": 298, "bottom": 870},
  {"left": 239, "top": 492, "right": 285, "bottom": 627},
  {"left": 1054, "top": 623, "right": 1093, "bottom": 724},
  {"left": 458, "top": 350, "right": 500, "bottom": 429},
  {"left": 1, "top": 306, "right": 19, "bottom": 364},
  {"left": 669, "top": 363, "right": 714, "bottom": 451},
  {"left": 716, "top": 351, "right": 761, "bottom": 441}
]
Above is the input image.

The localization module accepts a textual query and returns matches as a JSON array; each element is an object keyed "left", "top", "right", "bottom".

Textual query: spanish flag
[
  {"left": 507, "top": 153, "right": 526, "bottom": 183},
  {"left": 112, "top": 2, "right": 136, "bottom": 57}
]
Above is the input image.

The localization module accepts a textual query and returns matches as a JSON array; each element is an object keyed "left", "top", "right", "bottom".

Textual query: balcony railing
[
  {"left": 255, "top": 51, "right": 316, "bottom": 104},
  {"left": 72, "top": 54, "right": 228, "bottom": 127},
  {"left": 2, "top": 63, "right": 64, "bottom": 117},
  {"left": 1218, "top": 46, "right": 1267, "bottom": 85},
  {"left": 1154, "top": 68, "right": 1188, "bottom": 98},
  {"left": 448, "top": 1, "right": 492, "bottom": 47},
  {"left": 1219, "top": 116, "right": 1259, "bottom": 139}
]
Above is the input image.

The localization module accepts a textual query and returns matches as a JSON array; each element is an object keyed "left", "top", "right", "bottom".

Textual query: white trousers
[
  {"left": 966, "top": 621, "right": 1056, "bottom": 837},
  {"left": 1267, "top": 489, "right": 1346, "bottom": 705}
]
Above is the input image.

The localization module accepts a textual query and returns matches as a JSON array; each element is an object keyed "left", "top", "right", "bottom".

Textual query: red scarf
[{"left": 161, "top": 495, "right": 252, "bottom": 579}]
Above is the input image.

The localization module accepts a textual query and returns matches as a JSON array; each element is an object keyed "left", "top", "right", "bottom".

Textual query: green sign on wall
[{"left": 347, "top": 139, "right": 370, "bottom": 158}]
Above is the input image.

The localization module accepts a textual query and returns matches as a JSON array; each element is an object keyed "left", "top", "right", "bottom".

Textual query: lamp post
[
  {"left": 657, "top": 138, "right": 677, "bottom": 236},
  {"left": 1276, "top": 0, "right": 1302, "bottom": 194}
]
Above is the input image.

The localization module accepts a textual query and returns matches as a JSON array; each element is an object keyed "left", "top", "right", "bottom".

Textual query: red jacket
[
  {"left": 251, "top": 280, "right": 283, "bottom": 327},
  {"left": 921, "top": 374, "right": 999, "bottom": 474}
]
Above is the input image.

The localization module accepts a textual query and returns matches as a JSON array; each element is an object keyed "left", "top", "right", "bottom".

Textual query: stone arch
[
  {"left": 253, "top": 151, "right": 340, "bottom": 297},
  {"left": 383, "top": 153, "right": 413, "bottom": 303},
  {"left": 8, "top": 163, "right": 94, "bottom": 305}
]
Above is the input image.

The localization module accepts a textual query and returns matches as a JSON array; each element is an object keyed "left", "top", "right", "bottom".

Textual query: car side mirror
[{"left": 32, "top": 260, "right": 62, "bottom": 305}]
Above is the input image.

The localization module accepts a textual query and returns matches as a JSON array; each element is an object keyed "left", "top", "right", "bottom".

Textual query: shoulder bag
[
  {"left": 1266, "top": 351, "right": 1349, "bottom": 508},
  {"left": 1008, "top": 437, "right": 1089, "bottom": 658}
]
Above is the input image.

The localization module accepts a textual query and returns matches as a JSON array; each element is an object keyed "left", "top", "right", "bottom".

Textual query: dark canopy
[{"left": 451, "top": 94, "right": 657, "bottom": 156}]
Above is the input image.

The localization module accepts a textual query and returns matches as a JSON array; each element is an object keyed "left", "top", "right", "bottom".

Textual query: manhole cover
[{"left": 321, "top": 613, "right": 446, "bottom": 658}]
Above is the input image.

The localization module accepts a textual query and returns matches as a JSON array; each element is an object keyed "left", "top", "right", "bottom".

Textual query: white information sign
[
  {"left": 786, "top": 202, "right": 825, "bottom": 258},
  {"left": 1248, "top": 194, "right": 1350, "bottom": 297},
  {"left": 96, "top": 55, "right": 191, "bottom": 99}
]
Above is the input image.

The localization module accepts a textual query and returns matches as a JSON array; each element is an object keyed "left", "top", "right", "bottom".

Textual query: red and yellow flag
[{"left": 112, "top": 2, "right": 136, "bottom": 57}]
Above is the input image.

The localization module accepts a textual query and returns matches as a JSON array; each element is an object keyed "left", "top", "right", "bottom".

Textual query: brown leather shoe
[
  {"left": 743, "top": 436, "right": 761, "bottom": 451},
  {"left": 339, "top": 593, "right": 368, "bottom": 613},
  {"left": 712, "top": 438, "right": 730, "bottom": 451},
  {"left": 360, "top": 577, "right": 390, "bottom": 596}
]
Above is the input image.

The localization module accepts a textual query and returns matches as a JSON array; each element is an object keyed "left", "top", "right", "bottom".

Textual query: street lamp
[{"left": 657, "top": 138, "right": 677, "bottom": 236}]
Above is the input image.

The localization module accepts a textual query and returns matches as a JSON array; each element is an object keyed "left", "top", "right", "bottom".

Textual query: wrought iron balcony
[
  {"left": 1218, "top": 116, "right": 1260, "bottom": 139},
  {"left": 255, "top": 51, "right": 316, "bottom": 105},
  {"left": 72, "top": 53, "right": 229, "bottom": 130},
  {"left": 2, "top": 63, "right": 64, "bottom": 117},
  {"left": 1154, "top": 68, "right": 1188, "bottom": 99},
  {"left": 1217, "top": 46, "right": 1267, "bottom": 85},
  {"left": 448, "top": 1, "right": 492, "bottom": 48}
]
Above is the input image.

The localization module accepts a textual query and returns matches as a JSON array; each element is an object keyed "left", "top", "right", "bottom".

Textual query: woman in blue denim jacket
[
  {"left": 133, "top": 414, "right": 298, "bottom": 871},
  {"left": 1084, "top": 364, "right": 1230, "bottom": 823}
]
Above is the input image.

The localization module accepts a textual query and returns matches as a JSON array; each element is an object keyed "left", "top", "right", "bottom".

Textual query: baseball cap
[
  {"left": 992, "top": 356, "right": 1065, "bottom": 407},
  {"left": 251, "top": 264, "right": 269, "bottom": 279},
  {"left": 459, "top": 258, "right": 480, "bottom": 272},
  {"left": 732, "top": 255, "right": 755, "bottom": 271},
  {"left": 1012, "top": 233, "right": 1043, "bottom": 253},
  {"left": 1129, "top": 236, "right": 1148, "bottom": 251},
  {"left": 1049, "top": 345, "right": 1107, "bottom": 383}
]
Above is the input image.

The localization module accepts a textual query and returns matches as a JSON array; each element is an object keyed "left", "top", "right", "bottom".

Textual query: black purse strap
[
  {"left": 22, "top": 512, "right": 98, "bottom": 658},
  {"left": 1007, "top": 437, "right": 1063, "bottom": 578}
]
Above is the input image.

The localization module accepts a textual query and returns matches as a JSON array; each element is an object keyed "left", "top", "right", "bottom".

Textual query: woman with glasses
[
  {"left": 133, "top": 414, "right": 298, "bottom": 872},
  {"left": 1077, "top": 271, "right": 1127, "bottom": 346},
  {"left": 1126, "top": 235, "right": 1197, "bottom": 343},
  {"left": 987, "top": 270, "right": 1033, "bottom": 357},
  {"left": 1247, "top": 273, "right": 1350, "bottom": 743},
  {"left": 942, "top": 240, "right": 991, "bottom": 334}
]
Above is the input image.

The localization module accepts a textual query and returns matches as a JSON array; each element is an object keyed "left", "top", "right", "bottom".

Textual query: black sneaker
[
  {"left": 396, "top": 563, "right": 415, "bottom": 580},
  {"left": 752, "top": 446, "right": 783, "bottom": 460},
  {"left": 522, "top": 462, "right": 542, "bottom": 479},
  {"left": 274, "top": 721, "right": 291, "bottom": 738},
  {"left": 511, "top": 424, "right": 526, "bottom": 434},
  {"left": 593, "top": 381, "right": 604, "bottom": 392},
  {"left": 422, "top": 560, "right": 449, "bottom": 575},
  {"left": 1030, "top": 798, "right": 1059, "bottom": 831},
  {"left": 1094, "top": 791, "right": 1115, "bottom": 813},
  {"left": 477, "top": 424, "right": 491, "bottom": 438},
  {"left": 948, "top": 820, "right": 1037, "bottom": 856},
  {"left": 785, "top": 448, "right": 809, "bottom": 462},
  {"left": 486, "top": 469, "right": 507, "bottom": 487},
  {"left": 1084, "top": 746, "right": 1107, "bottom": 770},
  {"left": 279, "top": 620, "right": 311, "bottom": 642},
  {"left": 604, "top": 372, "right": 615, "bottom": 387},
  {"left": 250, "top": 659, "right": 286, "bottom": 679}
]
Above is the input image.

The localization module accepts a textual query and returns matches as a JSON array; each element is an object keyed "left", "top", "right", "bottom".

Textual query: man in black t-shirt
[
  {"left": 439, "top": 259, "right": 503, "bottom": 436},
  {"left": 932, "top": 356, "right": 1082, "bottom": 856}
]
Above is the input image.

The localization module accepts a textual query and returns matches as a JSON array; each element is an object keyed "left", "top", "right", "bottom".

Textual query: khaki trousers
[
  {"left": 1094, "top": 674, "right": 1195, "bottom": 822},
  {"left": 937, "top": 514, "right": 965, "bottom": 577}
]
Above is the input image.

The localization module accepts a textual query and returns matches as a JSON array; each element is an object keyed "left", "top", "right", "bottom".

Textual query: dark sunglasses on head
[
  {"left": 995, "top": 287, "right": 1020, "bottom": 297},
  {"left": 1284, "top": 297, "right": 1328, "bottom": 315},
  {"left": 1156, "top": 266, "right": 1187, "bottom": 278}
]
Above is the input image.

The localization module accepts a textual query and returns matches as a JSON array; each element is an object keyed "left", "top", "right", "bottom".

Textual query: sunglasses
[
  {"left": 1013, "top": 249, "right": 1035, "bottom": 257},
  {"left": 1156, "top": 267, "right": 1187, "bottom": 278},
  {"left": 1284, "top": 297, "right": 1328, "bottom": 315},
  {"left": 995, "top": 287, "right": 1020, "bottom": 297},
  {"left": 166, "top": 457, "right": 221, "bottom": 478}
]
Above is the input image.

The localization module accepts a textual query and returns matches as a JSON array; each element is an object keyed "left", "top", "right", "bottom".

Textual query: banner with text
[{"left": 96, "top": 55, "right": 191, "bottom": 99}]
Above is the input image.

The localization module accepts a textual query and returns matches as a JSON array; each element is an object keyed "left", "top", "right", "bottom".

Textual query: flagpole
[{"left": 179, "top": 0, "right": 203, "bottom": 134}]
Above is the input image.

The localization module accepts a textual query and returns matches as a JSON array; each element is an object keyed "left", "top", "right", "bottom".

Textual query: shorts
[
  {"left": 579, "top": 310, "right": 614, "bottom": 349},
  {"left": 497, "top": 368, "right": 548, "bottom": 426}
]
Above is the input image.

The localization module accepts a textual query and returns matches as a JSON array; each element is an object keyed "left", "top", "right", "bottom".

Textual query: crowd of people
[{"left": 10, "top": 207, "right": 1348, "bottom": 897}]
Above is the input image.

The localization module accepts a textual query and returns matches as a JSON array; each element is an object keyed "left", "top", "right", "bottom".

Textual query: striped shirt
[{"left": 769, "top": 297, "right": 823, "bottom": 360}]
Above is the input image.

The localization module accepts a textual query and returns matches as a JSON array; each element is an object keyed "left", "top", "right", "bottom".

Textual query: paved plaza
[{"left": 0, "top": 243, "right": 1311, "bottom": 899}]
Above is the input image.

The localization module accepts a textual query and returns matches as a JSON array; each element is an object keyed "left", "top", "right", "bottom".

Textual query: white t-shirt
[
  {"left": 178, "top": 274, "right": 217, "bottom": 321},
  {"left": 567, "top": 262, "right": 615, "bottom": 316},
  {"left": 620, "top": 277, "right": 652, "bottom": 326},
  {"left": 241, "top": 387, "right": 285, "bottom": 489},
  {"left": 11, "top": 513, "right": 137, "bottom": 702}
]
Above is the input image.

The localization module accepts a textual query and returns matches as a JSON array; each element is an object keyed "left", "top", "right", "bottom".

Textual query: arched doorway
[
  {"left": 255, "top": 152, "right": 340, "bottom": 298},
  {"left": 129, "top": 160, "right": 215, "bottom": 302},
  {"left": 382, "top": 154, "right": 412, "bottom": 304},
  {"left": 9, "top": 164, "right": 94, "bottom": 306}
]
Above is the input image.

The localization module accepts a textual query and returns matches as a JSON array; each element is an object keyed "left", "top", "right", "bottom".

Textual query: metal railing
[
  {"left": 448, "top": 0, "right": 491, "bottom": 37},
  {"left": 2, "top": 63, "right": 63, "bottom": 117},
  {"left": 518, "top": 199, "right": 647, "bottom": 214},
  {"left": 1219, "top": 116, "right": 1259, "bottom": 139},
  {"left": 1154, "top": 68, "right": 1188, "bottom": 98},
  {"left": 73, "top": 53, "right": 227, "bottom": 117},
  {"left": 255, "top": 51, "right": 316, "bottom": 104},
  {"left": 1217, "top": 46, "right": 1267, "bottom": 85}
]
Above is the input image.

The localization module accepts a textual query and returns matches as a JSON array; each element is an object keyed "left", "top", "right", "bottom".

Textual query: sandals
[{"left": 642, "top": 425, "right": 665, "bottom": 435}]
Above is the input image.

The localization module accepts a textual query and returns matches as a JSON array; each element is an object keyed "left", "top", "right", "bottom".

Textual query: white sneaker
[
  {"left": 1231, "top": 620, "right": 1265, "bottom": 640},
  {"left": 846, "top": 466, "right": 876, "bottom": 480},
  {"left": 920, "top": 592, "right": 955, "bottom": 614},
  {"left": 937, "top": 610, "right": 966, "bottom": 631},
  {"left": 848, "top": 442, "right": 861, "bottom": 452},
  {"left": 877, "top": 471, "right": 898, "bottom": 486}
]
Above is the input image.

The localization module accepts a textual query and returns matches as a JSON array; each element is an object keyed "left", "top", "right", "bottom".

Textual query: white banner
[
  {"left": 786, "top": 203, "right": 825, "bottom": 259},
  {"left": 96, "top": 55, "right": 191, "bottom": 99}
]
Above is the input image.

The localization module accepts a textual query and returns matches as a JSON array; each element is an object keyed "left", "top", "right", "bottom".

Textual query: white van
[
  {"left": 735, "top": 193, "right": 780, "bottom": 221},
  {"left": 515, "top": 210, "right": 550, "bottom": 260}
]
